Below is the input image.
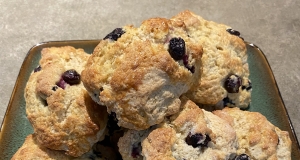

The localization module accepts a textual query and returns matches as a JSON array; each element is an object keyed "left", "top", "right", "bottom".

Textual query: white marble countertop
[{"left": 1, "top": 0, "right": 299, "bottom": 144}]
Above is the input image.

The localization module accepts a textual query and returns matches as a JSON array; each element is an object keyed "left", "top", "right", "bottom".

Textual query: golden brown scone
[
  {"left": 25, "top": 46, "right": 108, "bottom": 157},
  {"left": 82, "top": 13, "right": 203, "bottom": 130},
  {"left": 172, "top": 10, "right": 251, "bottom": 109},
  {"left": 11, "top": 134, "right": 118, "bottom": 160},
  {"left": 118, "top": 98, "right": 238, "bottom": 160},
  {"left": 142, "top": 99, "right": 238, "bottom": 160},
  {"left": 213, "top": 107, "right": 292, "bottom": 160}
]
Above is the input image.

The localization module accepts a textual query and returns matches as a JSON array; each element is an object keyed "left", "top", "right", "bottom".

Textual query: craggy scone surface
[
  {"left": 213, "top": 107, "right": 292, "bottom": 160},
  {"left": 142, "top": 99, "right": 238, "bottom": 160},
  {"left": 172, "top": 11, "right": 251, "bottom": 108},
  {"left": 82, "top": 13, "right": 203, "bottom": 130},
  {"left": 118, "top": 98, "right": 238, "bottom": 160},
  {"left": 25, "top": 46, "right": 108, "bottom": 157}
]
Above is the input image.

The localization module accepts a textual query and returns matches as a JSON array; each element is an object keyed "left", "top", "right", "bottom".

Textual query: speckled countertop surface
[{"left": 1, "top": 0, "right": 299, "bottom": 143}]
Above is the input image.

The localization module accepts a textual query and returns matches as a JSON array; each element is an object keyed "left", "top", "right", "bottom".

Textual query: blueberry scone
[
  {"left": 118, "top": 98, "right": 238, "bottom": 160},
  {"left": 171, "top": 10, "right": 251, "bottom": 109},
  {"left": 11, "top": 134, "right": 119, "bottom": 160},
  {"left": 25, "top": 46, "right": 108, "bottom": 157},
  {"left": 213, "top": 107, "right": 292, "bottom": 160},
  {"left": 81, "top": 16, "right": 203, "bottom": 130}
]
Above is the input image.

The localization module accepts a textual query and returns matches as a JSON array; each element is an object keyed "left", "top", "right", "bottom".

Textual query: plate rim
[{"left": 246, "top": 42, "right": 300, "bottom": 150}]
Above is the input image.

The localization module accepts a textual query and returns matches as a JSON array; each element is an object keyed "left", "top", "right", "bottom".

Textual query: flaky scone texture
[
  {"left": 82, "top": 13, "right": 203, "bottom": 130},
  {"left": 25, "top": 46, "right": 108, "bottom": 157},
  {"left": 11, "top": 134, "right": 115, "bottom": 160},
  {"left": 121, "top": 98, "right": 237, "bottom": 160},
  {"left": 172, "top": 11, "right": 251, "bottom": 108},
  {"left": 213, "top": 107, "right": 292, "bottom": 160}
]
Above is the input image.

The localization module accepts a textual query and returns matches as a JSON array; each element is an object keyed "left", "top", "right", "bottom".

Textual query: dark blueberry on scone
[
  {"left": 82, "top": 14, "right": 202, "bottom": 130},
  {"left": 226, "top": 28, "right": 244, "bottom": 40},
  {"left": 213, "top": 107, "right": 292, "bottom": 160},
  {"left": 223, "top": 97, "right": 235, "bottom": 107},
  {"left": 103, "top": 28, "right": 125, "bottom": 41},
  {"left": 51, "top": 86, "right": 58, "bottom": 91},
  {"left": 226, "top": 28, "right": 241, "bottom": 36},
  {"left": 235, "top": 154, "right": 250, "bottom": 160},
  {"left": 141, "top": 98, "right": 238, "bottom": 160},
  {"left": 56, "top": 77, "right": 67, "bottom": 89},
  {"left": 34, "top": 65, "right": 41, "bottom": 72},
  {"left": 168, "top": 37, "right": 186, "bottom": 60},
  {"left": 224, "top": 74, "right": 242, "bottom": 93},
  {"left": 25, "top": 46, "right": 108, "bottom": 157},
  {"left": 185, "top": 133, "right": 211, "bottom": 148},
  {"left": 242, "top": 80, "right": 252, "bottom": 91},
  {"left": 62, "top": 69, "right": 81, "bottom": 85}
]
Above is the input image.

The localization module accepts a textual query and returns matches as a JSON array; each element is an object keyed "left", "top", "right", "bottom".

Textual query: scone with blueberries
[
  {"left": 213, "top": 107, "right": 292, "bottom": 160},
  {"left": 25, "top": 46, "right": 108, "bottom": 157},
  {"left": 11, "top": 134, "right": 119, "bottom": 160},
  {"left": 118, "top": 98, "right": 238, "bottom": 160},
  {"left": 172, "top": 10, "right": 252, "bottom": 109},
  {"left": 81, "top": 15, "right": 203, "bottom": 130}
]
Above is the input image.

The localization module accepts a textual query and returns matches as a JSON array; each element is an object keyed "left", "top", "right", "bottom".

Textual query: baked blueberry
[
  {"left": 34, "top": 66, "right": 42, "bottom": 72},
  {"left": 168, "top": 37, "right": 186, "bottom": 61},
  {"left": 185, "top": 133, "right": 211, "bottom": 148},
  {"left": 62, "top": 69, "right": 81, "bottom": 85},
  {"left": 183, "top": 54, "right": 189, "bottom": 66},
  {"left": 224, "top": 75, "right": 242, "bottom": 93},
  {"left": 223, "top": 97, "right": 235, "bottom": 107},
  {"left": 103, "top": 28, "right": 125, "bottom": 41},
  {"left": 56, "top": 78, "right": 67, "bottom": 89},
  {"left": 226, "top": 28, "right": 240, "bottom": 36},
  {"left": 226, "top": 29, "right": 244, "bottom": 40},
  {"left": 235, "top": 154, "right": 250, "bottom": 160},
  {"left": 183, "top": 55, "right": 195, "bottom": 73},
  {"left": 131, "top": 142, "right": 142, "bottom": 158},
  {"left": 52, "top": 86, "right": 58, "bottom": 91},
  {"left": 242, "top": 80, "right": 252, "bottom": 91}
]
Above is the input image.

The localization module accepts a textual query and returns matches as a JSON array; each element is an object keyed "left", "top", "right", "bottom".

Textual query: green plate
[{"left": 0, "top": 40, "right": 299, "bottom": 159}]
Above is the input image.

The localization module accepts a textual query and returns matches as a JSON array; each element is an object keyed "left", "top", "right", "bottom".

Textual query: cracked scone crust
[
  {"left": 171, "top": 11, "right": 251, "bottom": 108},
  {"left": 118, "top": 99, "right": 238, "bottom": 160},
  {"left": 25, "top": 46, "right": 108, "bottom": 157},
  {"left": 82, "top": 15, "right": 203, "bottom": 130},
  {"left": 11, "top": 134, "right": 118, "bottom": 160},
  {"left": 213, "top": 107, "right": 292, "bottom": 160}
]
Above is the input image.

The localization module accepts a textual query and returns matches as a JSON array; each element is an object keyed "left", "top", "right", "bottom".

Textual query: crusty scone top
[
  {"left": 25, "top": 46, "right": 108, "bottom": 157},
  {"left": 82, "top": 11, "right": 203, "bottom": 130}
]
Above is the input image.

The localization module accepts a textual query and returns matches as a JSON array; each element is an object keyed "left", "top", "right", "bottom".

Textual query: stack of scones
[{"left": 12, "top": 10, "right": 291, "bottom": 160}]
